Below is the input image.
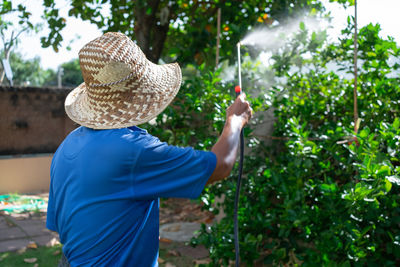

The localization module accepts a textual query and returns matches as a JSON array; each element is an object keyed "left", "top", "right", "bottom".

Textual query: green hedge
[{"left": 145, "top": 21, "right": 400, "bottom": 266}]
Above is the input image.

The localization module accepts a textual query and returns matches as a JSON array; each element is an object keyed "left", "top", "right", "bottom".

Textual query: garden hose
[{"left": 234, "top": 116, "right": 244, "bottom": 267}]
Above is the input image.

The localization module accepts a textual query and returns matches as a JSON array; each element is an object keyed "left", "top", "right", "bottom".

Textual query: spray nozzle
[{"left": 235, "top": 85, "right": 241, "bottom": 95}]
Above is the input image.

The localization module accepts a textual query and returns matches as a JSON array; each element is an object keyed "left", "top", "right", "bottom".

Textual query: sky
[{"left": 5, "top": 0, "right": 400, "bottom": 70}]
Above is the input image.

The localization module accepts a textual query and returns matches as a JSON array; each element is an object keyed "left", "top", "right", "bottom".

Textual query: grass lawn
[
  {"left": 159, "top": 241, "right": 198, "bottom": 267},
  {"left": 0, "top": 245, "right": 62, "bottom": 267},
  {"left": 0, "top": 242, "right": 203, "bottom": 266}
]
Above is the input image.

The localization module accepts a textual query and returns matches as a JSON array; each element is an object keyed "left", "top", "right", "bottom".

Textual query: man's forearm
[
  {"left": 206, "top": 93, "right": 252, "bottom": 185},
  {"left": 208, "top": 116, "right": 242, "bottom": 184}
]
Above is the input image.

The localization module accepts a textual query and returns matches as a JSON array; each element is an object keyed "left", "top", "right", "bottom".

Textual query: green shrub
[
  {"left": 144, "top": 19, "right": 400, "bottom": 266},
  {"left": 191, "top": 21, "right": 400, "bottom": 266}
]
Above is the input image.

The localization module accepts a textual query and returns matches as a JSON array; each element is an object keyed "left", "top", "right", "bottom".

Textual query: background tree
[
  {"left": 0, "top": 0, "right": 41, "bottom": 84},
  {"left": 59, "top": 58, "right": 83, "bottom": 87},
  {"left": 0, "top": 52, "right": 81, "bottom": 87},
  {"left": 40, "top": 58, "right": 83, "bottom": 87},
  {"left": 40, "top": 0, "right": 353, "bottom": 67},
  {"left": 7, "top": 52, "right": 54, "bottom": 86}
]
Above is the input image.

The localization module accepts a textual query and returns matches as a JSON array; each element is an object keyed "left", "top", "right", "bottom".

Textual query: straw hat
[{"left": 65, "top": 32, "right": 182, "bottom": 129}]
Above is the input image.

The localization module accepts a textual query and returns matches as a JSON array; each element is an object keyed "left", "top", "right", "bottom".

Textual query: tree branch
[
  {"left": 6, "top": 30, "right": 14, "bottom": 51},
  {"left": 12, "top": 26, "right": 29, "bottom": 43}
]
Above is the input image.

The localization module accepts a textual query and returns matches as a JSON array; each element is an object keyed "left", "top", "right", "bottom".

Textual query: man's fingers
[{"left": 230, "top": 92, "right": 253, "bottom": 124}]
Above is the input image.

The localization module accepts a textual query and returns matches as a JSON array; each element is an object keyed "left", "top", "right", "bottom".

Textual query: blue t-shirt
[{"left": 46, "top": 126, "right": 217, "bottom": 266}]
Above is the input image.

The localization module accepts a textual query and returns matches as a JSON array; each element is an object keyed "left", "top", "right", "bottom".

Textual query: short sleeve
[
  {"left": 46, "top": 158, "right": 57, "bottom": 232},
  {"left": 46, "top": 189, "right": 57, "bottom": 231},
  {"left": 131, "top": 135, "right": 217, "bottom": 200}
]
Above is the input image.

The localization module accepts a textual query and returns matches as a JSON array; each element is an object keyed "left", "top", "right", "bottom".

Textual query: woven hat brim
[{"left": 65, "top": 62, "right": 182, "bottom": 129}]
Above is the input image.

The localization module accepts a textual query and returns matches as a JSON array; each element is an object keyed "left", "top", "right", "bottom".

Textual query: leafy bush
[
  {"left": 144, "top": 19, "right": 400, "bottom": 266},
  {"left": 142, "top": 63, "right": 264, "bottom": 149},
  {"left": 189, "top": 21, "right": 400, "bottom": 266}
]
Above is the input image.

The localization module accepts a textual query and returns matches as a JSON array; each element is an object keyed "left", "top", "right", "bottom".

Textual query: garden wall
[
  {"left": 0, "top": 154, "right": 53, "bottom": 194},
  {"left": 0, "top": 86, "right": 77, "bottom": 155}
]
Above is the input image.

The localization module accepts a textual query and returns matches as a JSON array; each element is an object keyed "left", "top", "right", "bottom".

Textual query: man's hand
[
  {"left": 226, "top": 93, "right": 253, "bottom": 130},
  {"left": 207, "top": 94, "right": 253, "bottom": 185}
]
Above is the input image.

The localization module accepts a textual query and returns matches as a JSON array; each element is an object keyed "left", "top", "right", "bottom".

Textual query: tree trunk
[
  {"left": 0, "top": 48, "right": 10, "bottom": 84},
  {"left": 133, "top": 0, "right": 171, "bottom": 63},
  {"left": 0, "top": 69, "right": 5, "bottom": 84},
  {"left": 150, "top": 22, "right": 170, "bottom": 63}
]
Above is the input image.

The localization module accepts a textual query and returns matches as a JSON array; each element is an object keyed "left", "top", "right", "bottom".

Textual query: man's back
[{"left": 47, "top": 126, "right": 216, "bottom": 266}]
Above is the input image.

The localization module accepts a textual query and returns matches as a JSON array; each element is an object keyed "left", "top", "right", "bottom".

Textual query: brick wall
[{"left": 0, "top": 86, "right": 78, "bottom": 155}]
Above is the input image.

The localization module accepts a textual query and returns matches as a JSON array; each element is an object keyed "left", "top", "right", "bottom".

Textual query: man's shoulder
[
  {"left": 58, "top": 126, "right": 153, "bottom": 157},
  {"left": 60, "top": 126, "right": 163, "bottom": 157},
  {"left": 67, "top": 126, "right": 149, "bottom": 141}
]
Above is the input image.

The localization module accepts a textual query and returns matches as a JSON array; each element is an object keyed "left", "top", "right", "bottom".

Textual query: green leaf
[
  {"left": 299, "top": 21, "right": 305, "bottom": 31},
  {"left": 393, "top": 118, "right": 400, "bottom": 130},
  {"left": 276, "top": 248, "right": 286, "bottom": 259},
  {"left": 321, "top": 183, "right": 337, "bottom": 192},
  {"left": 377, "top": 165, "right": 391, "bottom": 176},
  {"left": 385, "top": 179, "right": 392, "bottom": 192},
  {"left": 263, "top": 169, "right": 271, "bottom": 178},
  {"left": 359, "top": 129, "right": 369, "bottom": 138}
]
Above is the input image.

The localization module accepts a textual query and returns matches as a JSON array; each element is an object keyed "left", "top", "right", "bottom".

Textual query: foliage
[
  {"left": 184, "top": 21, "right": 400, "bottom": 266},
  {"left": 0, "top": 52, "right": 82, "bottom": 87},
  {"left": 0, "top": 1, "right": 41, "bottom": 84},
  {"left": 1, "top": 52, "right": 54, "bottom": 87},
  {"left": 39, "top": 0, "right": 338, "bottom": 66},
  {"left": 59, "top": 59, "right": 83, "bottom": 87},
  {"left": 43, "top": 58, "right": 83, "bottom": 87},
  {"left": 330, "top": 0, "right": 355, "bottom": 6},
  {"left": 0, "top": 0, "right": 37, "bottom": 47},
  {"left": 0, "top": 1, "right": 35, "bottom": 29},
  {"left": 142, "top": 63, "right": 264, "bottom": 150}
]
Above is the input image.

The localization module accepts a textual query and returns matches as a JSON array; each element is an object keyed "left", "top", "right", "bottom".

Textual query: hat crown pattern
[{"left": 78, "top": 32, "right": 147, "bottom": 92}]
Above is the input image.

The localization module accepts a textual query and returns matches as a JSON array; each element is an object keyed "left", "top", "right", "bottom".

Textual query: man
[{"left": 47, "top": 32, "right": 252, "bottom": 266}]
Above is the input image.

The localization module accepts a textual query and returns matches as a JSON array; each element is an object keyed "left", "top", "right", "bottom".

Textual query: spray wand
[{"left": 234, "top": 42, "right": 244, "bottom": 267}]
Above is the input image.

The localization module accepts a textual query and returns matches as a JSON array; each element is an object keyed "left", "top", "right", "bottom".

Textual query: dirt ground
[
  {"left": 159, "top": 198, "right": 215, "bottom": 267},
  {"left": 160, "top": 198, "right": 214, "bottom": 224}
]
